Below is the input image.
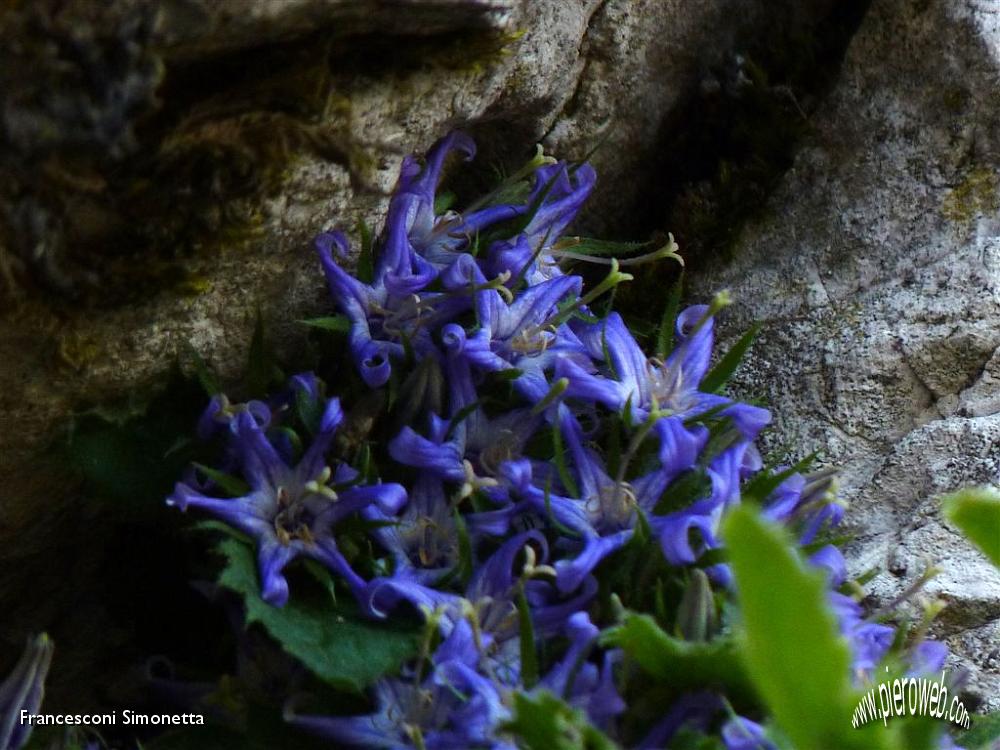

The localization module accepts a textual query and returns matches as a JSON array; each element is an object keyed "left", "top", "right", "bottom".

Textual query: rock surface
[
  {"left": 0, "top": 0, "right": 842, "bottom": 709},
  {"left": 691, "top": 0, "right": 1000, "bottom": 711},
  {"left": 0, "top": 0, "right": 836, "bottom": 472}
]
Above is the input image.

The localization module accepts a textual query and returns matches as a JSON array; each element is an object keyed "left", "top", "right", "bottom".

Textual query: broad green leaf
[
  {"left": 942, "top": 487, "right": 1000, "bottom": 567},
  {"left": 503, "top": 690, "right": 619, "bottom": 750},
  {"left": 297, "top": 315, "right": 351, "bottom": 334},
  {"left": 722, "top": 505, "right": 887, "bottom": 750},
  {"left": 216, "top": 537, "right": 419, "bottom": 692},
  {"left": 66, "top": 371, "right": 203, "bottom": 509},
  {"left": 962, "top": 710, "right": 1000, "bottom": 749},
  {"left": 700, "top": 323, "right": 761, "bottom": 394},
  {"left": 601, "top": 612, "right": 755, "bottom": 705}
]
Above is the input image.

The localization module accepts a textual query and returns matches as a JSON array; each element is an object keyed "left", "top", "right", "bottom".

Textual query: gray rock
[
  {"left": 690, "top": 0, "right": 1000, "bottom": 711},
  {"left": 0, "top": 0, "right": 835, "bottom": 471},
  {"left": 156, "top": 0, "right": 516, "bottom": 60},
  {"left": 0, "top": 0, "right": 840, "bottom": 708}
]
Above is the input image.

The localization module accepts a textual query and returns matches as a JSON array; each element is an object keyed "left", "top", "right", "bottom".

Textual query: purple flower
[
  {"left": 721, "top": 716, "right": 776, "bottom": 750},
  {"left": 827, "top": 593, "right": 895, "bottom": 674},
  {"left": 908, "top": 640, "right": 948, "bottom": 677},
  {"left": 535, "top": 612, "right": 625, "bottom": 731},
  {"left": 168, "top": 378, "right": 406, "bottom": 607},
  {"left": 486, "top": 162, "right": 597, "bottom": 284},
  {"left": 316, "top": 229, "right": 451, "bottom": 388},
  {"left": 508, "top": 407, "right": 711, "bottom": 592},
  {"left": 557, "top": 309, "right": 770, "bottom": 440},
  {"left": 0, "top": 634, "right": 53, "bottom": 750},
  {"left": 286, "top": 619, "right": 513, "bottom": 750},
  {"left": 366, "top": 531, "right": 595, "bottom": 646},
  {"left": 439, "top": 274, "right": 588, "bottom": 401},
  {"left": 393, "top": 132, "right": 522, "bottom": 269},
  {"left": 655, "top": 441, "right": 751, "bottom": 568}
]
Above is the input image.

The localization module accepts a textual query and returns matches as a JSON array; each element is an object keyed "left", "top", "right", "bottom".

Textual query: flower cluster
[{"left": 166, "top": 134, "right": 950, "bottom": 749}]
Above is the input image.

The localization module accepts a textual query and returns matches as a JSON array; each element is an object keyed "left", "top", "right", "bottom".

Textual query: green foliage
[
  {"left": 215, "top": 536, "right": 420, "bottom": 692},
  {"left": 942, "top": 487, "right": 1000, "bottom": 567},
  {"left": 517, "top": 585, "right": 540, "bottom": 690},
  {"left": 65, "top": 369, "right": 203, "bottom": 509},
  {"left": 503, "top": 691, "right": 619, "bottom": 750},
  {"left": 962, "top": 711, "right": 1000, "bottom": 749},
  {"left": 700, "top": 324, "right": 761, "bottom": 394},
  {"left": 722, "top": 505, "right": 879, "bottom": 750},
  {"left": 656, "top": 272, "right": 685, "bottom": 359},
  {"left": 602, "top": 612, "right": 755, "bottom": 705},
  {"left": 557, "top": 237, "right": 659, "bottom": 258},
  {"left": 245, "top": 311, "right": 284, "bottom": 397},
  {"left": 297, "top": 315, "right": 351, "bottom": 334}
]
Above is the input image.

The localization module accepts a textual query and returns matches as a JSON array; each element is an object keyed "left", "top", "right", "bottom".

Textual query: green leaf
[
  {"left": 517, "top": 585, "right": 539, "bottom": 689},
  {"left": 193, "top": 463, "right": 250, "bottom": 498},
  {"left": 962, "top": 710, "right": 1000, "bottom": 749},
  {"left": 356, "top": 219, "right": 375, "bottom": 283},
  {"left": 245, "top": 311, "right": 282, "bottom": 398},
  {"left": 556, "top": 237, "right": 655, "bottom": 258},
  {"left": 722, "top": 505, "right": 887, "bottom": 750},
  {"left": 942, "top": 487, "right": 1000, "bottom": 567},
  {"left": 181, "top": 342, "right": 221, "bottom": 395},
  {"left": 656, "top": 272, "right": 684, "bottom": 360},
  {"left": 700, "top": 323, "right": 761, "bottom": 394},
  {"left": 297, "top": 315, "right": 351, "bottom": 334},
  {"left": 503, "top": 691, "right": 619, "bottom": 750},
  {"left": 66, "top": 371, "right": 203, "bottom": 509},
  {"left": 601, "top": 612, "right": 755, "bottom": 704},
  {"left": 740, "top": 454, "right": 818, "bottom": 505},
  {"left": 215, "top": 537, "right": 419, "bottom": 692},
  {"left": 434, "top": 189, "right": 457, "bottom": 214}
]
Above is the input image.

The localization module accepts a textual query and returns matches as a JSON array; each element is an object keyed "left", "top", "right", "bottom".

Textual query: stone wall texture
[
  {"left": 2, "top": 0, "right": 998, "bottom": 716},
  {"left": 691, "top": 0, "right": 1000, "bottom": 712}
]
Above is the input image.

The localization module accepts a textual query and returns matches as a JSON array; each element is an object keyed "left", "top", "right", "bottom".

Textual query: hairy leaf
[{"left": 216, "top": 537, "right": 419, "bottom": 692}]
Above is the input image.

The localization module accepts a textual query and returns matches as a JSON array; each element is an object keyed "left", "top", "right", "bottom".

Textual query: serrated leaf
[
  {"left": 700, "top": 323, "right": 761, "bottom": 394},
  {"left": 722, "top": 505, "right": 888, "bottom": 750},
  {"left": 504, "top": 691, "right": 619, "bottom": 750},
  {"left": 297, "top": 316, "right": 351, "bottom": 334},
  {"left": 942, "top": 487, "right": 1000, "bottom": 568},
  {"left": 601, "top": 612, "right": 755, "bottom": 704},
  {"left": 215, "top": 537, "right": 419, "bottom": 692}
]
